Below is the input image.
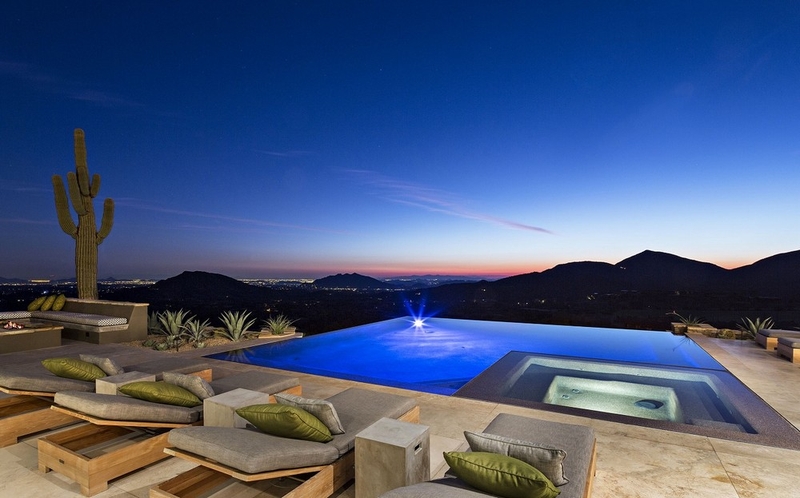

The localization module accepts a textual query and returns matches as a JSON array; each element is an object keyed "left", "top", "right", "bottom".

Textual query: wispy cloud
[
  {"left": 0, "top": 60, "right": 142, "bottom": 108},
  {"left": 0, "top": 217, "right": 53, "bottom": 226},
  {"left": 344, "top": 170, "right": 553, "bottom": 234},
  {"left": 253, "top": 149, "right": 315, "bottom": 158},
  {"left": 114, "top": 198, "right": 350, "bottom": 234}
]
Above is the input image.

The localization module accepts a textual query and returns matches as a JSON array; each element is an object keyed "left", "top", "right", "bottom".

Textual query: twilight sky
[{"left": 2, "top": 2, "right": 799, "bottom": 280}]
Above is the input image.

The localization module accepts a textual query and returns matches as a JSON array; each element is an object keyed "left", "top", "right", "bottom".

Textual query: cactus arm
[
  {"left": 90, "top": 173, "right": 101, "bottom": 197},
  {"left": 97, "top": 199, "right": 114, "bottom": 243},
  {"left": 66, "top": 171, "right": 88, "bottom": 216},
  {"left": 52, "top": 175, "right": 78, "bottom": 239},
  {"left": 73, "top": 129, "right": 91, "bottom": 195}
]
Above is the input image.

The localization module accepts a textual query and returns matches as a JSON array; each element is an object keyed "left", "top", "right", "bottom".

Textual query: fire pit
[{"left": 2, "top": 321, "right": 25, "bottom": 330}]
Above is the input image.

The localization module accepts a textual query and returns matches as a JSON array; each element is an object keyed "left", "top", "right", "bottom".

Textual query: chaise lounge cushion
[
  {"left": 0, "top": 364, "right": 95, "bottom": 393},
  {"left": 208, "top": 370, "right": 300, "bottom": 395},
  {"left": 168, "top": 387, "right": 417, "bottom": 474},
  {"left": 54, "top": 391, "right": 202, "bottom": 424}
]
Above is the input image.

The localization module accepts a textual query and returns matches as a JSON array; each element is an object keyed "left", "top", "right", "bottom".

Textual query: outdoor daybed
[
  {"left": 755, "top": 329, "right": 800, "bottom": 350},
  {"left": 0, "top": 355, "right": 218, "bottom": 447},
  {"left": 380, "top": 413, "right": 596, "bottom": 498},
  {"left": 777, "top": 336, "right": 800, "bottom": 363},
  {"left": 39, "top": 369, "right": 301, "bottom": 496},
  {"left": 150, "top": 387, "right": 420, "bottom": 498}
]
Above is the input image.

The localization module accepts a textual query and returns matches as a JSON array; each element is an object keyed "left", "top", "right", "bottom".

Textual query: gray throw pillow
[
  {"left": 78, "top": 354, "right": 125, "bottom": 376},
  {"left": 464, "top": 431, "right": 569, "bottom": 486},
  {"left": 274, "top": 393, "right": 345, "bottom": 434},
  {"left": 162, "top": 371, "right": 215, "bottom": 400}
]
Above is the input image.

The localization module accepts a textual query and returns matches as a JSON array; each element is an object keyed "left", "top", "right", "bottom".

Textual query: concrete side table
[
  {"left": 355, "top": 417, "right": 430, "bottom": 498},
  {"left": 204, "top": 387, "right": 273, "bottom": 428},
  {"left": 96, "top": 371, "right": 156, "bottom": 395}
]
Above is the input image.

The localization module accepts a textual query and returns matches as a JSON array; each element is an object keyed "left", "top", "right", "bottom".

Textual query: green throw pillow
[
  {"left": 118, "top": 381, "right": 201, "bottom": 407},
  {"left": 52, "top": 294, "right": 67, "bottom": 311},
  {"left": 28, "top": 296, "right": 47, "bottom": 311},
  {"left": 464, "top": 431, "right": 568, "bottom": 486},
  {"left": 40, "top": 294, "right": 57, "bottom": 311},
  {"left": 42, "top": 357, "right": 107, "bottom": 381},
  {"left": 236, "top": 403, "right": 333, "bottom": 442},
  {"left": 444, "top": 452, "right": 560, "bottom": 498}
]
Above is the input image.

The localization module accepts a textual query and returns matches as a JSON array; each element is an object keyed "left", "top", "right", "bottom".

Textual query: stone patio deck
[{"left": 0, "top": 333, "right": 798, "bottom": 497}]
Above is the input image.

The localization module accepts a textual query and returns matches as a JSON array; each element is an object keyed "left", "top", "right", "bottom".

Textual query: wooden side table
[
  {"left": 355, "top": 417, "right": 430, "bottom": 498},
  {"left": 204, "top": 388, "right": 273, "bottom": 428},
  {"left": 95, "top": 371, "right": 156, "bottom": 395}
]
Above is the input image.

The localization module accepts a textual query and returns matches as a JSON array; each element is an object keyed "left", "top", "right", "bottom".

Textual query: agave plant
[
  {"left": 737, "top": 317, "right": 774, "bottom": 340},
  {"left": 263, "top": 314, "right": 297, "bottom": 335},
  {"left": 181, "top": 318, "right": 213, "bottom": 348},
  {"left": 667, "top": 311, "right": 705, "bottom": 326},
  {"left": 219, "top": 310, "right": 257, "bottom": 342},
  {"left": 157, "top": 309, "right": 194, "bottom": 351}
]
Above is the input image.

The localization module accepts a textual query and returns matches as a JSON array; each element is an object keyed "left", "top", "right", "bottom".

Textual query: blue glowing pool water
[{"left": 208, "top": 317, "right": 723, "bottom": 395}]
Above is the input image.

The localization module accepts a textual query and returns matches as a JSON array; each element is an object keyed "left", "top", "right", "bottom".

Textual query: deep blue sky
[{"left": 2, "top": 2, "right": 799, "bottom": 280}]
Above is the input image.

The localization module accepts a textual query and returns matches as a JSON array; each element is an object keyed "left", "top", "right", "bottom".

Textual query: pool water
[
  {"left": 208, "top": 317, "right": 723, "bottom": 395},
  {"left": 208, "top": 317, "right": 800, "bottom": 448}
]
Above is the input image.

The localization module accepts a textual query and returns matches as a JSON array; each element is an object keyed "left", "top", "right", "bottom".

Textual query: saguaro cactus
[{"left": 52, "top": 129, "right": 115, "bottom": 300}]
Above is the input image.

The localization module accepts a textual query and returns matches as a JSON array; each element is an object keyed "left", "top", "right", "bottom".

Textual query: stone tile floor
[{"left": 0, "top": 333, "right": 798, "bottom": 498}]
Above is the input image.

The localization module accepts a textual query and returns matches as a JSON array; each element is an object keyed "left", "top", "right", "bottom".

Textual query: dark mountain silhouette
[
  {"left": 312, "top": 273, "right": 399, "bottom": 290},
  {"left": 730, "top": 250, "right": 800, "bottom": 296},
  {"left": 427, "top": 249, "right": 800, "bottom": 303},
  {"left": 112, "top": 270, "right": 272, "bottom": 312}
]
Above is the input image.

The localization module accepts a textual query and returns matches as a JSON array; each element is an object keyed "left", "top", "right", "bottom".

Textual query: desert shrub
[
  {"left": 182, "top": 318, "right": 212, "bottom": 347},
  {"left": 219, "top": 310, "right": 257, "bottom": 342},
  {"left": 736, "top": 317, "right": 774, "bottom": 340},
  {"left": 263, "top": 314, "right": 297, "bottom": 335}
]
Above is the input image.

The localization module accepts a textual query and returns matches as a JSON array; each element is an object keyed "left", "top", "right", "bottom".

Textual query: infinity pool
[
  {"left": 207, "top": 317, "right": 800, "bottom": 448},
  {"left": 208, "top": 317, "right": 722, "bottom": 395}
]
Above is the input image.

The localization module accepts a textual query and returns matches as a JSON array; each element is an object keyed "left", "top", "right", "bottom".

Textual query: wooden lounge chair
[
  {"left": 150, "top": 387, "right": 420, "bottom": 498},
  {"left": 38, "top": 369, "right": 301, "bottom": 496},
  {"left": 755, "top": 329, "right": 800, "bottom": 350},
  {"left": 0, "top": 355, "right": 215, "bottom": 448},
  {"left": 777, "top": 336, "right": 800, "bottom": 363},
  {"left": 381, "top": 413, "right": 596, "bottom": 498}
]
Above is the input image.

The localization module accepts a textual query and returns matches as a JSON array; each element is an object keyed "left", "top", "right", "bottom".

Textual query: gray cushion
[
  {"left": 380, "top": 478, "right": 494, "bottom": 498},
  {"left": 757, "top": 329, "right": 800, "bottom": 338},
  {"left": 275, "top": 393, "right": 345, "bottom": 434},
  {"left": 79, "top": 354, "right": 125, "bottom": 376},
  {"left": 163, "top": 371, "right": 215, "bottom": 400},
  {"left": 209, "top": 370, "right": 300, "bottom": 395},
  {"left": 54, "top": 391, "right": 201, "bottom": 424},
  {"left": 325, "top": 387, "right": 418, "bottom": 455},
  {"left": 124, "top": 358, "right": 211, "bottom": 379},
  {"left": 479, "top": 414, "right": 595, "bottom": 498},
  {"left": 0, "top": 364, "right": 95, "bottom": 393},
  {"left": 777, "top": 336, "right": 800, "bottom": 348},
  {"left": 31, "top": 310, "right": 127, "bottom": 326},
  {"left": 464, "top": 431, "right": 568, "bottom": 486},
  {"left": 168, "top": 426, "right": 339, "bottom": 473},
  {"left": 168, "top": 387, "right": 417, "bottom": 474}
]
